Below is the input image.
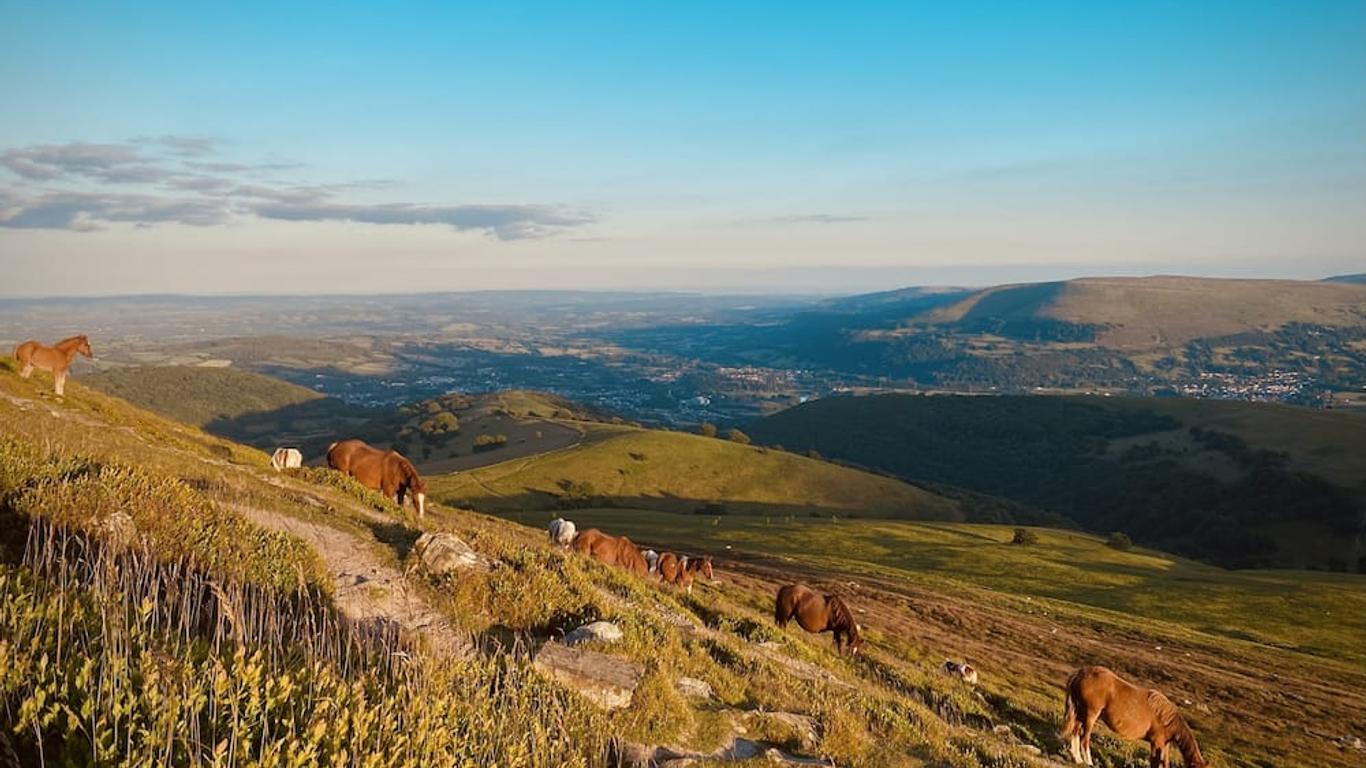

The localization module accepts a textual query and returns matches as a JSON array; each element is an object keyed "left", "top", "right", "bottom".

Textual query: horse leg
[
  {"left": 1081, "top": 710, "right": 1101, "bottom": 766},
  {"left": 54, "top": 372, "right": 65, "bottom": 396},
  {"left": 19, "top": 363, "right": 33, "bottom": 378}
]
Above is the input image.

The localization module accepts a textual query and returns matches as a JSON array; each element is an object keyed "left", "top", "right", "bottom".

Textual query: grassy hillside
[
  {"left": 82, "top": 364, "right": 375, "bottom": 454},
  {"left": 919, "top": 275, "right": 1366, "bottom": 347},
  {"left": 553, "top": 510, "right": 1366, "bottom": 667},
  {"left": 83, "top": 364, "right": 327, "bottom": 424},
  {"left": 750, "top": 393, "right": 1366, "bottom": 571},
  {"left": 4, "top": 356, "right": 1365, "bottom": 766},
  {"left": 429, "top": 423, "right": 965, "bottom": 520}
]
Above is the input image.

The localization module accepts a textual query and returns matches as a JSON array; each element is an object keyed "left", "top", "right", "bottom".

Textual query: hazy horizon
[
  {"left": 3, "top": 2, "right": 1363, "bottom": 297},
  {"left": 1, "top": 263, "right": 1363, "bottom": 302}
]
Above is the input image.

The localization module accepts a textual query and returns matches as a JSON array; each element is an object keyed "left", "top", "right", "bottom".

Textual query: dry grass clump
[{"left": 1, "top": 437, "right": 326, "bottom": 592}]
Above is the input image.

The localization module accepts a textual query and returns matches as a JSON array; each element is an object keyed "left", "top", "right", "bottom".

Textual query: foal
[
  {"left": 657, "top": 553, "right": 714, "bottom": 593},
  {"left": 14, "top": 335, "right": 93, "bottom": 396}
]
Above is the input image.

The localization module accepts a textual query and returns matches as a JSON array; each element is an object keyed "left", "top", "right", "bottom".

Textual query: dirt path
[{"left": 223, "top": 500, "right": 471, "bottom": 656}]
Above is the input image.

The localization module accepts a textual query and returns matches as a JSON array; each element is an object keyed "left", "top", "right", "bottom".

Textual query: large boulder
[
  {"left": 412, "top": 532, "right": 485, "bottom": 576},
  {"left": 564, "top": 620, "right": 624, "bottom": 646},
  {"left": 533, "top": 643, "right": 643, "bottom": 710}
]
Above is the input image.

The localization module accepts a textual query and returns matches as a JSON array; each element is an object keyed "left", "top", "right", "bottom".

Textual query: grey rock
[
  {"left": 412, "top": 532, "right": 485, "bottom": 576},
  {"left": 533, "top": 643, "right": 642, "bottom": 710},
  {"left": 564, "top": 620, "right": 624, "bottom": 646}
]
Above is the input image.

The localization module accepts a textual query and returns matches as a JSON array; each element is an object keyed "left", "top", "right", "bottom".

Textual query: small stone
[
  {"left": 677, "top": 676, "right": 715, "bottom": 700},
  {"left": 564, "top": 620, "right": 624, "bottom": 646}
]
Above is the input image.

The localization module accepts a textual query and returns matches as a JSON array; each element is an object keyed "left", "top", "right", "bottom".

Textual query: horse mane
[
  {"left": 390, "top": 452, "right": 424, "bottom": 491},
  {"left": 56, "top": 335, "right": 87, "bottom": 347},
  {"left": 1147, "top": 690, "right": 1203, "bottom": 766},
  {"left": 826, "top": 594, "right": 854, "bottom": 631}
]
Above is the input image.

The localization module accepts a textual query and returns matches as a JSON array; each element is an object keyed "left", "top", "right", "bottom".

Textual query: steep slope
[
  {"left": 428, "top": 423, "right": 964, "bottom": 520},
  {"left": 750, "top": 393, "right": 1366, "bottom": 570},
  {"left": 0, "top": 360, "right": 1057, "bottom": 767},
  {"left": 4, "top": 358, "right": 1364, "bottom": 766}
]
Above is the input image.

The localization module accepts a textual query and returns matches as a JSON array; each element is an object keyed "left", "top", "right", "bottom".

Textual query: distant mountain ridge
[{"left": 913, "top": 275, "right": 1366, "bottom": 347}]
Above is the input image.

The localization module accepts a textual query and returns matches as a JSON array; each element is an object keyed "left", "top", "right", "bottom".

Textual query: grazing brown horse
[
  {"left": 325, "top": 439, "right": 427, "bottom": 518},
  {"left": 571, "top": 528, "right": 649, "bottom": 575},
  {"left": 657, "top": 553, "right": 714, "bottom": 593},
  {"left": 773, "top": 583, "right": 863, "bottom": 655},
  {"left": 1061, "top": 666, "right": 1207, "bottom": 767},
  {"left": 14, "top": 335, "right": 93, "bottom": 396}
]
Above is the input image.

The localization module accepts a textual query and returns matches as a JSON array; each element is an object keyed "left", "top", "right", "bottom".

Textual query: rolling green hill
[
  {"left": 916, "top": 275, "right": 1366, "bottom": 347},
  {"left": 750, "top": 393, "right": 1366, "bottom": 571},
  {"left": 83, "top": 364, "right": 327, "bottom": 425},
  {"left": 81, "top": 364, "right": 376, "bottom": 455},
  {"left": 429, "top": 423, "right": 965, "bottom": 520}
]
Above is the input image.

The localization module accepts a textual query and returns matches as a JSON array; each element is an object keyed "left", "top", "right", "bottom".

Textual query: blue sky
[{"left": 1, "top": 1, "right": 1363, "bottom": 296}]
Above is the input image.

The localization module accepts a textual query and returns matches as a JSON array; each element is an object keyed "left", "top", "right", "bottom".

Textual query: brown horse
[
  {"left": 571, "top": 528, "right": 649, "bottom": 575},
  {"left": 14, "top": 335, "right": 93, "bottom": 396},
  {"left": 325, "top": 439, "right": 427, "bottom": 518},
  {"left": 773, "top": 583, "right": 863, "bottom": 655},
  {"left": 657, "top": 553, "right": 714, "bottom": 593},
  {"left": 1061, "top": 666, "right": 1207, "bottom": 767}
]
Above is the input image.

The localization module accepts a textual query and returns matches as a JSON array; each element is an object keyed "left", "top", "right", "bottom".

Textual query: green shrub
[
  {"left": 1107, "top": 531, "right": 1134, "bottom": 551},
  {"left": 1011, "top": 527, "right": 1039, "bottom": 545},
  {"left": 473, "top": 433, "right": 508, "bottom": 452}
]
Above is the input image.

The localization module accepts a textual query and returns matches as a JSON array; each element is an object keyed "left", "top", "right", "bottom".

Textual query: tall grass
[{"left": 0, "top": 519, "right": 610, "bottom": 767}]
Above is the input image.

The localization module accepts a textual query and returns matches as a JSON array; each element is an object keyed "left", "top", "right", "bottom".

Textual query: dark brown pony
[
  {"left": 571, "top": 528, "right": 648, "bottom": 575},
  {"left": 773, "top": 583, "right": 863, "bottom": 655},
  {"left": 656, "top": 553, "right": 714, "bottom": 593},
  {"left": 14, "top": 335, "right": 93, "bottom": 396},
  {"left": 326, "top": 439, "right": 427, "bottom": 518},
  {"left": 1061, "top": 666, "right": 1207, "bottom": 767}
]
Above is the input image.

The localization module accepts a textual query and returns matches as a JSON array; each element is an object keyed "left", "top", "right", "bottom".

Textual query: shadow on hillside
[
  {"left": 440, "top": 490, "right": 971, "bottom": 524},
  {"left": 203, "top": 398, "right": 385, "bottom": 457}
]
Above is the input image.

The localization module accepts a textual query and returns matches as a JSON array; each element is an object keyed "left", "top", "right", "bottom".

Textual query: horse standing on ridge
[
  {"left": 326, "top": 439, "right": 427, "bottom": 518},
  {"left": 773, "top": 583, "right": 863, "bottom": 655},
  {"left": 13, "top": 335, "right": 93, "bottom": 396},
  {"left": 1060, "top": 666, "right": 1207, "bottom": 767}
]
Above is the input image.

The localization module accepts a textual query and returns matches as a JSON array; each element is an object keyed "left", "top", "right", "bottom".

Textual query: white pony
[
  {"left": 548, "top": 518, "right": 577, "bottom": 547},
  {"left": 642, "top": 549, "right": 660, "bottom": 574}
]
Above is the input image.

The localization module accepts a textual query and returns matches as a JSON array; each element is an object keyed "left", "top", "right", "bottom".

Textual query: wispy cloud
[
  {"left": 254, "top": 202, "right": 591, "bottom": 240},
  {"left": 0, "top": 138, "right": 592, "bottom": 239},
  {"left": 767, "top": 213, "right": 868, "bottom": 224}
]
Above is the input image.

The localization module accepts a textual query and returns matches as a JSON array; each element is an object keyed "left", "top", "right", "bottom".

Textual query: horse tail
[
  {"left": 1059, "top": 669, "right": 1083, "bottom": 740},
  {"left": 774, "top": 586, "right": 796, "bottom": 627}
]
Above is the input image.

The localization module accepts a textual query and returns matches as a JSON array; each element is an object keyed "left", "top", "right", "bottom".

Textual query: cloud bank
[{"left": 0, "top": 138, "right": 591, "bottom": 240}]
